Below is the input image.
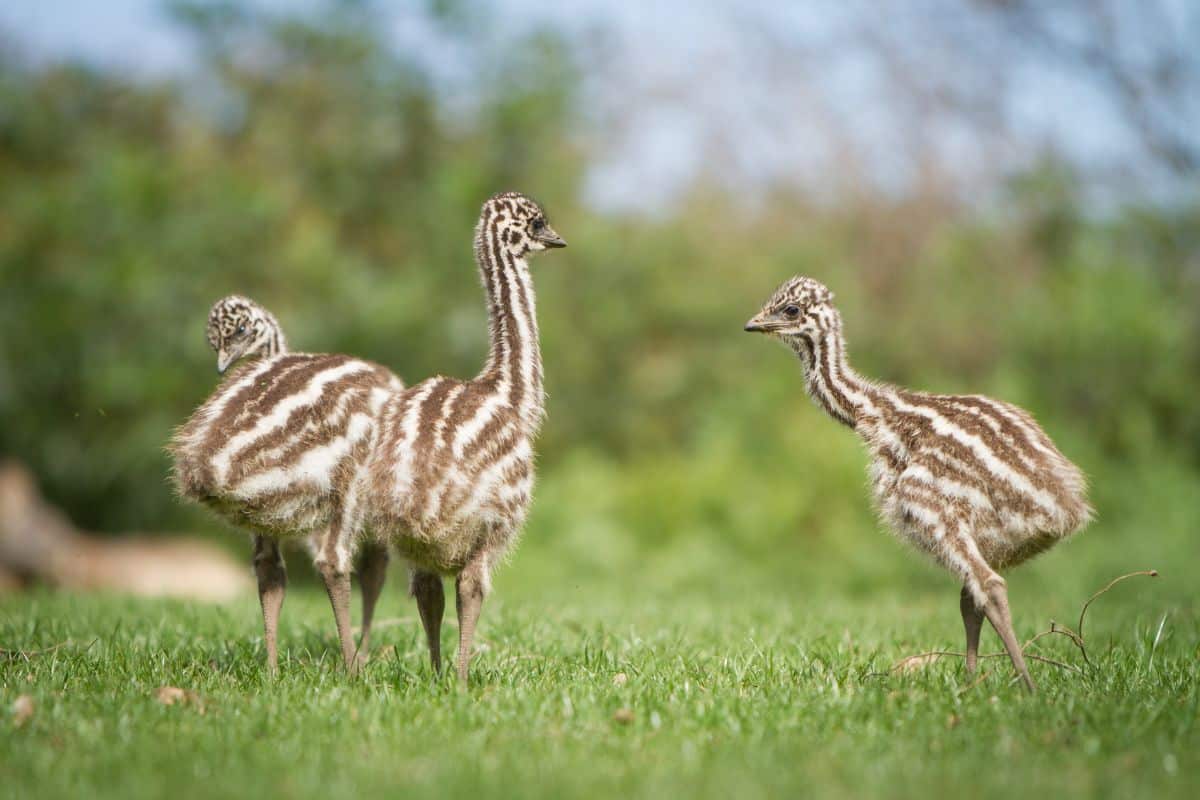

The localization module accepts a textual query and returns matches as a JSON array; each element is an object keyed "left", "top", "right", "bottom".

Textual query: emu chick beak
[
  {"left": 744, "top": 316, "right": 767, "bottom": 333},
  {"left": 537, "top": 225, "right": 567, "bottom": 249}
]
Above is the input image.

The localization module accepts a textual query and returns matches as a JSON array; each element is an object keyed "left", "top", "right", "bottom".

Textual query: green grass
[{"left": 2, "top": 570, "right": 1196, "bottom": 800}]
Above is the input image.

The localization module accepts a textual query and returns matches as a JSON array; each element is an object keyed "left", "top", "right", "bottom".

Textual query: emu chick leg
[
  {"left": 982, "top": 576, "right": 1036, "bottom": 692},
  {"left": 357, "top": 542, "right": 389, "bottom": 656},
  {"left": 960, "top": 585, "right": 984, "bottom": 675},
  {"left": 411, "top": 570, "right": 445, "bottom": 675},
  {"left": 318, "top": 560, "right": 357, "bottom": 673},
  {"left": 252, "top": 535, "right": 287, "bottom": 674},
  {"left": 455, "top": 553, "right": 489, "bottom": 684}
]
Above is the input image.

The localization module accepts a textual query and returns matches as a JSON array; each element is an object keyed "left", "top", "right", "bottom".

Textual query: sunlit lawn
[{"left": 2, "top": 561, "right": 1196, "bottom": 800}]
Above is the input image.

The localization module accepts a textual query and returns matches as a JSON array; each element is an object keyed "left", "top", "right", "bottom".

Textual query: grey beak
[
  {"left": 538, "top": 226, "right": 567, "bottom": 249},
  {"left": 216, "top": 350, "right": 234, "bottom": 374},
  {"left": 744, "top": 319, "right": 765, "bottom": 332}
]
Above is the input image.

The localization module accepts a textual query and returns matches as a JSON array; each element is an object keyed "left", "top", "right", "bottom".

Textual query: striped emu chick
[
  {"left": 367, "top": 192, "right": 566, "bottom": 682},
  {"left": 172, "top": 319, "right": 403, "bottom": 674},
  {"left": 206, "top": 295, "right": 288, "bottom": 374},
  {"left": 171, "top": 356, "right": 401, "bottom": 673},
  {"left": 745, "top": 277, "right": 1092, "bottom": 691},
  {"left": 201, "top": 295, "right": 395, "bottom": 668}
]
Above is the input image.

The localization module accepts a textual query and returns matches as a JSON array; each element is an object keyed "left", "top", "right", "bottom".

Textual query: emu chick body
[{"left": 746, "top": 276, "right": 1092, "bottom": 690}]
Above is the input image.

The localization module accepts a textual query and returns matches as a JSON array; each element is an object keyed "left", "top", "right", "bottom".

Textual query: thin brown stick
[
  {"left": 957, "top": 669, "right": 991, "bottom": 694},
  {"left": 1024, "top": 623, "right": 1092, "bottom": 668},
  {"left": 1077, "top": 570, "right": 1158, "bottom": 642},
  {"left": 1051, "top": 621, "right": 1092, "bottom": 668},
  {"left": 1023, "top": 653, "right": 1084, "bottom": 675},
  {"left": 881, "top": 568, "right": 1159, "bottom": 686},
  {"left": 1021, "top": 628, "right": 1057, "bottom": 649}
]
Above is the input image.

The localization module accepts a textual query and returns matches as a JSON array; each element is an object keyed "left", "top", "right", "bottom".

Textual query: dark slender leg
[
  {"left": 357, "top": 542, "right": 389, "bottom": 657},
  {"left": 410, "top": 570, "right": 445, "bottom": 675},
  {"left": 252, "top": 535, "right": 287, "bottom": 674},
  {"left": 455, "top": 553, "right": 489, "bottom": 684},
  {"left": 960, "top": 585, "right": 984, "bottom": 675},
  {"left": 981, "top": 575, "right": 1035, "bottom": 692}
]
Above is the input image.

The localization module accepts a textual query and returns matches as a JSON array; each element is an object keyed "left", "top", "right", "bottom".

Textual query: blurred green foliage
[{"left": 0, "top": 3, "right": 1197, "bottom": 599}]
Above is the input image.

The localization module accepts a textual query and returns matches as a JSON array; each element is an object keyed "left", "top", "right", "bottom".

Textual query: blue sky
[
  {"left": 2, "top": 0, "right": 196, "bottom": 73},
  {"left": 0, "top": 0, "right": 1169, "bottom": 210}
]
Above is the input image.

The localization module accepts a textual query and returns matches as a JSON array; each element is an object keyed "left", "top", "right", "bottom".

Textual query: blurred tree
[
  {"left": 976, "top": 0, "right": 1200, "bottom": 176},
  {"left": 0, "top": 0, "right": 1196, "bottom": 559},
  {"left": 0, "top": 0, "right": 583, "bottom": 530}
]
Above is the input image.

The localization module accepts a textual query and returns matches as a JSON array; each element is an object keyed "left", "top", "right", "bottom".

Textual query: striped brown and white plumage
[
  {"left": 197, "top": 295, "right": 397, "bottom": 667},
  {"left": 745, "top": 276, "right": 1092, "bottom": 691},
  {"left": 169, "top": 192, "right": 565, "bottom": 681},
  {"left": 173, "top": 316, "right": 404, "bottom": 672},
  {"left": 367, "top": 192, "right": 566, "bottom": 681}
]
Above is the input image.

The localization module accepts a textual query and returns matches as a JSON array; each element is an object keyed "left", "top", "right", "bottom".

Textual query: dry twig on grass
[{"left": 872, "top": 569, "right": 1159, "bottom": 683}]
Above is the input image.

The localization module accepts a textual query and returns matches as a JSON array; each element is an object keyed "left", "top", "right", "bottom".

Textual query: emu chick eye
[
  {"left": 531, "top": 219, "right": 545, "bottom": 232},
  {"left": 783, "top": 305, "right": 800, "bottom": 318},
  {"left": 237, "top": 324, "right": 247, "bottom": 335}
]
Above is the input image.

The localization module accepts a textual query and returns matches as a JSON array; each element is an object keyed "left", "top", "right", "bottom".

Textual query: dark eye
[
  {"left": 783, "top": 305, "right": 801, "bottom": 318},
  {"left": 531, "top": 218, "right": 545, "bottom": 232},
  {"left": 237, "top": 324, "right": 247, "bottom": 335}
]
